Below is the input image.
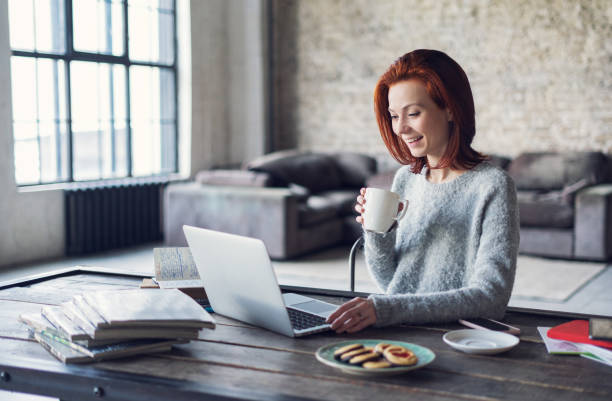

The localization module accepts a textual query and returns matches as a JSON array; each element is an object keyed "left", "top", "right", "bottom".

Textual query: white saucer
[{"left": 443, "top": 329, "right": 519, "bottom": 355}]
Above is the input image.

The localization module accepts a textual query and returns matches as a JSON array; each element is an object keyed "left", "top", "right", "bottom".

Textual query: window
[{"left": 8, "top": 0, "right": 178, "bottom": 185}]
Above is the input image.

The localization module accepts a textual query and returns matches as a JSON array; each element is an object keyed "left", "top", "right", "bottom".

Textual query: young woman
[{"left": 327, "top": 49, "right": 519, "bottom": 333}]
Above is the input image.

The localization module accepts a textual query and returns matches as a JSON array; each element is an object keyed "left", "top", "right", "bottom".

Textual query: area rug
[
  {"left": 272, "top": 246, "right": 379, "bottom": 293},
  {"left": 273, "top": 248, "right": 608, "bottom": 303},
  {"left": 511, "top": 255, "right": 607, "bottom": 302}
]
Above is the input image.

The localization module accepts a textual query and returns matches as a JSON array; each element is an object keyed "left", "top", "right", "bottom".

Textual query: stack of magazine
[{"left": 19, "top": 288, "right": 215, "bottom": 363}]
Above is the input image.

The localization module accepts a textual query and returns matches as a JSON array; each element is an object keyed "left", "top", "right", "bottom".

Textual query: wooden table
[{"left": 0, "top": 267, "right": 610, "bottom": 401}]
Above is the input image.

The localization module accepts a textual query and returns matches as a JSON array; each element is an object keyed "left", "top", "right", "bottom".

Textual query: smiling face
[{"left": 387, "top": 79, "right": 452, "bottom": 166}]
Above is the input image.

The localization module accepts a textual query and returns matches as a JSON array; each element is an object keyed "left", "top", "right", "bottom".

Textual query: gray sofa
[
  {"left": 165, "top": 150, "right": 612, "bottom": 261},
  {"left": 365, "top": 151, "right": 612, "bottom": 261},
  {"left": 164, "top": 150, "right": 386, "bottom": 259},
  {"left": 504, "top": 152, "right": 612, "bottom": 261}
]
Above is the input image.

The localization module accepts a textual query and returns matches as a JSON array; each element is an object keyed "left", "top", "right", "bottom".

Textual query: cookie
[
  {"left": 374, "top": 343, "right": 392, "bottom": 354},
  {"left": 362, "top": 358, "right": 392, "bottom": 369},
  {"left": 383, "top": 345, "right": 418, "bottom": 366},
  {"left": 339, "top": 347, "right": 372, "bottom": 362},
  {"left": 348, "top": 351, "right": 379, "bottom": 365},
  {"left": 333, "top": 343, "right": 363, "bottom": 358}
]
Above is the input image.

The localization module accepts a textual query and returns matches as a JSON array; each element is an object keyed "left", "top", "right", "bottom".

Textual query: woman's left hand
[{"left": 326, "top": 297, "right": 376, "bottom": 334}]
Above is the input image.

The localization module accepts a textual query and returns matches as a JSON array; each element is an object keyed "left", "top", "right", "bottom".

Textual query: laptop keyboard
[{"left": 287, "top": 308, "right": 328, "bottom": 330}]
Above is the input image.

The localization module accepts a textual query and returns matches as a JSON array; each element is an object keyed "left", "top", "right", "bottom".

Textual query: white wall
[
  {"left": 190, "top": 0, "right": 267, "bottom": 173},
  {"left": 228, "top": 0, "right": 267, "bottom": 164},
  {"left": 0, "top": 0, "right": 268, "bottom": 268},
  {"left": 0, "top": 0, "right": 64, "bottom": 268},
  {"left": 271, "top": 0, "right": 612, "bottom": 156},
  {"left": 189, "top": 0, "right": 228, "bottom": 174}
]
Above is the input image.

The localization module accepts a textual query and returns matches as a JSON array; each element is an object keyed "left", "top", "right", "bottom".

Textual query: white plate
[{"left": 443, "top": 329, "right": 519, "bottom": 355}]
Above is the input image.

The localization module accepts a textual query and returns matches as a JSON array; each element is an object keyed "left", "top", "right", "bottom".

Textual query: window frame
[{"left": 10, "top": 0, "right": 179, "bottom": 186}]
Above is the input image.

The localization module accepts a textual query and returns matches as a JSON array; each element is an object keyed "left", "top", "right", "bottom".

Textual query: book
[
  {"left": 140, "top": 277, "right": 212, "bottom": 311},
  {"left": 578, "top": 344, "right": 612, "bottom": 367},
  {"left": 34, "top": 331, "right": 92, "bottom": 364},
  {"left": 24, "top": 288, "right": 215, "bottom": 364},
  {"left": 538, "top": 327, "right": 612, "bottom": 367},
  {"left": 83, "top": 289, "right": 215, "bottom": 329},
  {"left": 153, "top": 247, "right": 208, "bottom": 301},
  {"left": 537, "top": 327, "right": 583, "bottom": 354},
  {"left": 61, "top": 299, "right": 98, "bottom": 337},
  {"left": 547, "top": 320, "right": 612, "bottom": 349},
  {"left": 73, "top": 294, "right": 110, "bottom": 328},
  {"left": 43, "top": 300, "right": 206, "bottom": 341},
  {"left": 36, "top": 329, "right": 185, "bottom": 360},
  {"left": 153, "top": 247, "right": 204, "bottom": 289},
  {"left": 87, "top": 325, "right": 202, "bottom": 341},
  {"left": 23, "top": 312, "right": 191, "bottom": 363},
  {"left": 33, "top": 330, "right": 180, "bottom": 364},
  {"left": 19, "top": 312, "right": 71, "bottom": 342},
  {"left": 19, "top": 313, "right": 119, "bottom": 347},
  {"left": 590, "top": 317, "right": 612, "bottom": 340},
  {"left": 140, "top": 278, "right": 160, "bottom": 288},
  {"left": 41, "top": 305, "right": 90, "bottom": 342},
  {"left": 22, "top": 311, "right": 200, "bottom": 342}
]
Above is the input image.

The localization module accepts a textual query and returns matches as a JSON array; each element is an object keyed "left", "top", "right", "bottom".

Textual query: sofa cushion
[
  {"left": 314, "top": 190, "right": 359, "bottom": 216},
  {"left": 563, "top": 152, "right": 608, "bottom": 185},
  {"left": 508, "top": 152, "right": 607, "bottom": 191},
  {"left": 333, "top": 152, "right": 377, "bottom": 188},
  {"left": 298, "top": 190, "right": 359, "bottom": 228},
  {"left": 517, "top": 190, "right": 574, "bottom": 228},
  {"left": 487, "top": 155, "right": 512, "bottom": 170},
  {"left": 287, "top": 183, "right": 311, "bottom": 201},
  {"left": 247, "top": 151, "right": 342, "bottom": 193},
  {"left": 195, "top": 169, "right": 274, "bottom": 187},
  {"left": 298, "top": 198, "right": 338, "bottom": 227},
  {"left": 243, "top": 149, "right": 301, "bottom": 169}
]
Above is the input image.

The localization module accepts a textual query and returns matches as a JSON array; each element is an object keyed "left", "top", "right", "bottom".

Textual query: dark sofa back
[
  {"left": 247, "top": 151, "right": 377, "bottom": 193},
  {"left": 507, "top": 152, "right": 609, "bottom": 190}
]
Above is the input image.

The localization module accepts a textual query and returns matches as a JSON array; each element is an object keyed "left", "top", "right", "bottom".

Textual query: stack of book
[{"left": 19, "top": 288, "right": 215, "bottom": 363}]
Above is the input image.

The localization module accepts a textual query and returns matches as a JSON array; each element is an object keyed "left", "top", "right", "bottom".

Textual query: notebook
[
  {"left": 183, "top": 225, "right": 336, "bottom": 337},
  {"left": 547, "top": 320, "right": 612, "bottom": 349}
]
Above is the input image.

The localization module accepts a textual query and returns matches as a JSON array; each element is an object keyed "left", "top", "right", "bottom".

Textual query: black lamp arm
[{"left": 348, "top": 236, "right": 364, "bottom": 292}]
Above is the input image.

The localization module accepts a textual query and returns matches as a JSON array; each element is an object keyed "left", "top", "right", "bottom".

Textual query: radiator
[{"left": 65, "top": 179, "right": 167, "bottom": 255}]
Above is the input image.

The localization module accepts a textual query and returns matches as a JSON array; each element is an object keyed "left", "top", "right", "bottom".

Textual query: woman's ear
[{"left": 446, "top": 109, "right": 453, "bottom": 122}]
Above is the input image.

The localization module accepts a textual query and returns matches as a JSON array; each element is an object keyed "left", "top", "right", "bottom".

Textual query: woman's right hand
[
  {"left": 355, "top": 187, "right": 366, "bottom": 225},
  {"left": 355, "top": 187, "right": 405, "bottom": 228}
]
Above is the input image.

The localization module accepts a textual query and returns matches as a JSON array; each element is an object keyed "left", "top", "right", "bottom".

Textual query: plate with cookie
[{"left": 315, "top": 339, "right": 435, "bottom": 376}]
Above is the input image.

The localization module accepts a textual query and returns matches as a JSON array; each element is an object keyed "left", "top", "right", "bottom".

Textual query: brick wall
[{"left": 271, "top": 0, "right": 612, "bottom": 158}]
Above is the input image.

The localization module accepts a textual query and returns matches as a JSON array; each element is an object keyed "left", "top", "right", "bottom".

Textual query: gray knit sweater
[{"left": 365, "top": 161, "right": 520, "bottom": 326}]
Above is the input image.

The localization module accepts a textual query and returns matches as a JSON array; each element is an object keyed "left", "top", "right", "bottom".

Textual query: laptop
[{"left": 183, "top": 225, "right": 337, "bottom": 337}]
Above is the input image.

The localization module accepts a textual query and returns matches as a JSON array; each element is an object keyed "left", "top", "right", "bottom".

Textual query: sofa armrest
[
  {"left": 164, "top": 182, "right": 299, "bottom": 259},
  {"left": 574, "top": 184, "right": 612, "bottom": 260},
  {"left": 195, "top": 169, "right": 274, "bottom": 187}
]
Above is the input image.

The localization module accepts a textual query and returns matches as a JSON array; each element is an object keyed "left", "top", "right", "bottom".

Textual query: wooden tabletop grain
[{"left": 0, "top": 269, "right": 610, "bottom": 401}]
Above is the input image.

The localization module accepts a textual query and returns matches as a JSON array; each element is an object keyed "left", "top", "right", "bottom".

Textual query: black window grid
[{"left": 10, "top": 0, "right": 179, "bottom": 186}]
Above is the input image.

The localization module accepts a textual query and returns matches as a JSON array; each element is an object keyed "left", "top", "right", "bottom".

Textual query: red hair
[{"left": 374, "top": 50, "right": 485, "bottom": 173}]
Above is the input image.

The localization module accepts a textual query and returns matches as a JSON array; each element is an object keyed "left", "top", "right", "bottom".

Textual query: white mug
[{"left": 363, "top": 188, "right": 408, "bottom": 233}]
